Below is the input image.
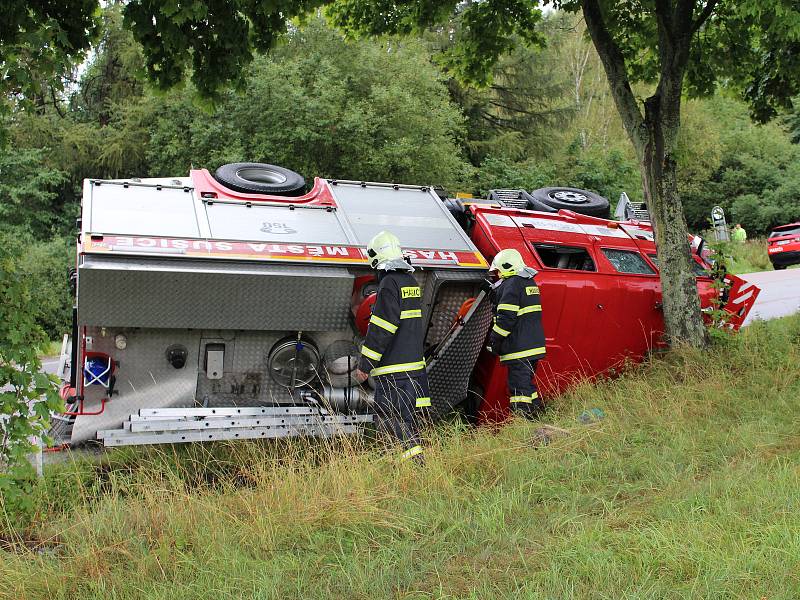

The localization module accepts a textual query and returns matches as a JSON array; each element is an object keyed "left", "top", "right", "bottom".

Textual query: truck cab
[{"left": 463, "top": 202, "right": 758, "bottom": 422}]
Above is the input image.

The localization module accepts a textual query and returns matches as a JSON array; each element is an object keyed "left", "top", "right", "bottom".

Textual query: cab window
[
  {"left": 602, "top": 249, "right": 655, "bottom": 275},
  {"left": 533, "top": 244, "right": 596, "bottom": 271},
  {"left": 648, "top": 254, "right": 708, "bottom": 277}
]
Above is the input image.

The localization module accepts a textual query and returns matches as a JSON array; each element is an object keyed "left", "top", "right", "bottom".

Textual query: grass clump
[
  {"left": 724, "top": 238, "right": 775, "bottom": 273},
  {"left": 2, "top": 315, "right": 800, "bottom": 599}
]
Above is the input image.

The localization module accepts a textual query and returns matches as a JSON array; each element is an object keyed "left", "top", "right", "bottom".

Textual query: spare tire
[
  {"left": 214, "top": 162, "right": 306, "bottom": 196},
  {"left": 529, "top": 187, "right": 610, "bottom": 218}
]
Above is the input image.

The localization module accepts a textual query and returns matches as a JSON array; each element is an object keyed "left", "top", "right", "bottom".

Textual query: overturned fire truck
[{"left": 54, "top": 163, "right": 759, "bottom": 446}]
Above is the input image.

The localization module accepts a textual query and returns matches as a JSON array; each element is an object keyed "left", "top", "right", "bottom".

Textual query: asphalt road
[
  {"left": 42, "top": 358, "right": 61, "bottom": 376},
  {"left": 740, "top": 268, "right": 800, "bottom": 326}
]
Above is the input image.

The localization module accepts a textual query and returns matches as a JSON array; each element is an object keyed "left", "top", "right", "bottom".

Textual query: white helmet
[
  {"left": 489, "top": 248, "right": 526, "bottom": 278},
  {"left": 366, "top": 230, "right": 404, "bottom": 269}
]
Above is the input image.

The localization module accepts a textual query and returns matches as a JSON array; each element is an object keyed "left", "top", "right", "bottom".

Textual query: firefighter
[
  {"left": 486, "top": 248, "right": 546, "bottom": 419},
  {"left": 355, "top": 230, "right": 429, "bottom": 463}
]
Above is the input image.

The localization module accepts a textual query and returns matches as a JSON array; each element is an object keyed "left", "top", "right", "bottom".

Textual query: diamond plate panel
[
  {"left": 196, "top": 332, "right": 293, "bottom": 406},
  {"left": 71, "top": 328, "right": 200, "bottom": 443},
  {"left": 78, "top": 256, "right": 353, "bottom": 331},
  {"left": 425, "top": 282, "right": 477, "bottom": 348},
  {"left": 427, "top": 292, "right": 493, "bottom": 419},
  {"left": 68, "top": 329, "right": 365, "bottom": 442}
]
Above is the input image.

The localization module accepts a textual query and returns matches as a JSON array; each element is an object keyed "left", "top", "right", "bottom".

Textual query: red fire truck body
[
  {"left": 56, "top": 164, "right": 760, "bottom": 445},
  {"left": 464, "top": 204, "right": 758, "bottom": 423}
]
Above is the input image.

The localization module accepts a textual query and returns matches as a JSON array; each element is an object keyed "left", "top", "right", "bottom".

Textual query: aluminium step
[
  {"left": 97, "top": 405, "right": 374, "bottom": 447},
  {"left": 100, "top": 421, "right": 366, "bottom": 447},
  {"left": 137, "top": 406, "right": 332, "bottom": 418},
  {"left": 129, "top": 413, "right": 373, "bottom": 433}
]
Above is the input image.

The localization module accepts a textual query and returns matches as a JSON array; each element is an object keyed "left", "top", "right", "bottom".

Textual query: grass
[
  {"left": 3, "top": 315, "right": 800, "bottom": 599},
  {"left": 37, "top": 339, "right": 64, "bottom": 360},
  {"left": 723, "top": 238, "right": 797, "bottom": 274}
]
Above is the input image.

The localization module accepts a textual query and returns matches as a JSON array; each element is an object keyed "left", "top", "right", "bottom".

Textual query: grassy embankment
[
  {"left": 2, "top": 315, "right": 800, "bottom": 599},
  {"left": 724, "top": 238, "right": 788, "bottom": 274}
]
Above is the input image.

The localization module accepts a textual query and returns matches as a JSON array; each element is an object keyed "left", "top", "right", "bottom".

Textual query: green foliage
[
  {"left": 442, "top": 15, "right": 576, "bottom": 165},
  {"left": 679, "top": 97, "right": 800, "bottom": 235},
  {"left": 0, "top": 148, "right": 69, "bottom": 237},
  {"left": 123, "top": 0, "right": 335, "bottom": 102},
  {"left": 17, "top": 237, "right": 76, "bottom": 340},
  {"left": 559, "top": 145, "right": 639, "bottom": 205},
  {"left": 143, "top": 20, "right": 470, "bottom": 187},
  {"left": 472, "top": 156, "right": 555, "bottom": 196},
  {"left": 472, "top": 146, "right": 638, "bottom": 205},
  {"left": 71, "top": 6, "right": 146, "bottom": 125},
  {"left": 721, "top": 238, "right": 774, "bottom": 274},
  {"left": 787, "top": 100, "right": 800, "bottom": 144},
  {"left": 0, "top": 236, "right": 64, "bottom": 523},
  {"left": 0, "top": 0, "right": 100, "bottom": 103},
  {"left": 329, "top": 0, "right": 545, "bottom": 87}
]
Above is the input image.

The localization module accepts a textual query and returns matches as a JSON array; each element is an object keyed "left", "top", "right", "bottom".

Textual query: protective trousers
[
  {"left": 372, "top": 372, "right": 428, "bottom": 462},
  {"left": 506, "top": 358, "right": 545, "bottom": 419}
]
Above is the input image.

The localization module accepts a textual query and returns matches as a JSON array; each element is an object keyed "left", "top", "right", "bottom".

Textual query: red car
[{"left": 767, "top": 223, "right": 800, "bottom": 270}]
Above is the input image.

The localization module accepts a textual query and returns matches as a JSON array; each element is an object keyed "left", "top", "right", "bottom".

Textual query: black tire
[
  {"left": 529, "top": 187, "right": 611, "bottom": 218},
  {"left": 773, "top": 264, "right": 786, "bottom": 270},
  {"left": 214, "top": 162, "right": 306, "bottom": 196}
]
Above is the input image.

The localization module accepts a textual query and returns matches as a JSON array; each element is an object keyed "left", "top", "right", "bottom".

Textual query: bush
[
  {"left": 17, "top": 236, "right": 75, "bottom": 340},
  {"left": 680, "top": 98, "right": 800, "bottom": 235},
  {"left": 472, "top": 155, "right": 555, "bottom": 196},
  {"left": 0, "top": 237, "right": 63, "bottom": 524},
  {"left": 559, "top": 146, "right": 640, "bottom": 205}
]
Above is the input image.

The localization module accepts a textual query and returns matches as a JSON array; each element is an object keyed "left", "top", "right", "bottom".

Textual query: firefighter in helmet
[
  {"left": 356, "top": 231, "right": 429, "bottom": 463},
  {"left": 487, "top": 248, "right": 546, "bottom": 419}
]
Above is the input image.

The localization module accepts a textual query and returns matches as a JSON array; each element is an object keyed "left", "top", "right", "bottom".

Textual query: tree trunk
[
  {"left": 580, "top": 0, "right": 709, "bottom": 348},
  {"left": 641, "top": 94, "right": 708, "bottom": 347}
]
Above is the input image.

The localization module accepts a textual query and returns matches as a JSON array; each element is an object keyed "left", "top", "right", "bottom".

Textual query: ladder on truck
[
  {"left": 615, "top": 192, "right": 651, "bottom": 222},
  {"left": 487, "top": 189, "right": 534, "bottom": 210},
  {"left": 98, "top": 406, "right": 373, "bottom": 447}
]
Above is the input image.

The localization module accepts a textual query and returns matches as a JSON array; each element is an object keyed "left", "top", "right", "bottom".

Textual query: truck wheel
[
  {"left": 529, "top": 187, "right": 610, "bottom": 218},
  {"left": 214, "top": 162, "right": 306, "bottom": 196}
]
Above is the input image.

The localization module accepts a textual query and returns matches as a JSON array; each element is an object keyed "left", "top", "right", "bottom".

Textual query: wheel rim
[
  {"left": 551, "top": 190, "right": 589, "bottom": 204},
  {"left": 237, "top": 167, "right": 288, "bottom": 185}
]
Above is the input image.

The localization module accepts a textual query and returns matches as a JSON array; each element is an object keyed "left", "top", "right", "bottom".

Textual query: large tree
[
  {"left": 5, "top": 0, "right": 799, "bottom": 346},
  {"left": 561, "top": 0, "right": 800, "bottom": 346}
]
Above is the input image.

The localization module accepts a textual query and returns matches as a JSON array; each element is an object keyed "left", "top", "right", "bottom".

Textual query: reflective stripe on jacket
[
  {"left": 359, "top": 271, "right": 425, "bottom": 377},
  {"left": 489, "top": 274, "right": 546, "bottom": 362}
]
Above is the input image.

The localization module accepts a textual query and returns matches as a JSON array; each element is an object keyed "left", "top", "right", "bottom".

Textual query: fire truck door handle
[{"left": 597, "top": 304, "right": 603, "bottom": 310}]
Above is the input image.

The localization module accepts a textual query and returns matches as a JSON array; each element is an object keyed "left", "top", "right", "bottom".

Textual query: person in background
[
  {"left": 356, "top": 231, "right": 429, "bottom": 463},
  {"left": 732, "top": 223, "right": 747, "bottom": 243},
  {"left": 486, "top": 249, "right": 546, "bottom": 419}
]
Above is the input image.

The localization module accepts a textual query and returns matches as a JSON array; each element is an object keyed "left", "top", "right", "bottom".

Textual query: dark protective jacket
[
  {"left": 359, "top": 270, "right": 425, "bottom": 377},
  {"left": 488, "top": 274, "right": 546, "bottom": 362}
]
